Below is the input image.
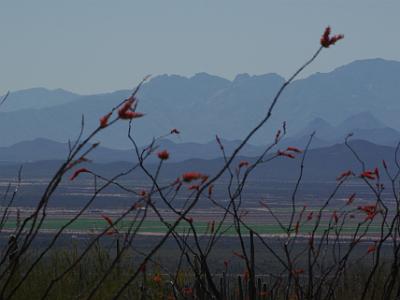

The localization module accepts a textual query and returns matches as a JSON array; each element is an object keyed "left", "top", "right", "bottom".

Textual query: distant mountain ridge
[
  {"left": 291, "top": 111, "right": 400, "bottom": 147},
  {"left": 0, "top": 137, "right": 269, "bottom": 164},
  {"left": 0, "top": 140, "right": 396, "bottom": 184},
  {"left": 1, "top": 58, "right": 400, "bottom": 148}
]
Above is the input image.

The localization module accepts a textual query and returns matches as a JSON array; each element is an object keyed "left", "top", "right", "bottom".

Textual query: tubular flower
[
  {"left": 99, "top": 112, "right": 112, "bottom": 128},
  {"left": 210, "top": 220, "right": 215, "bottom": 234},
  {"left": 367, "top": 244, "right": 377, "bottom": 254},
  {"left": 307, "top": 212, "right": 313, "bottom": 221},
  {"left": 332, "top": 210, "right": 339, "bottom": 224},
  {"left": 69, "top": 168, "right": 90, "bottom": 181},
  {"left": 224, "top": 260, "right": 229, "bottom": 270},
  {"left": 374, "top": 167, "right": 380, "bottom": 179},
  {"left": 358, "top": 204, "right": 378, "bottom": 221},
  {"left": 277, "top": 150, "right": 295, "bottom": 159},
  {"left": 238, "top": 160, "right": 250, "bottom": 168},
  {"left": 286, "top": 146, "right": 302, "bottom": 153},
  {"left": 119, "top": 111, "right": 144, "bottom": 120},
  {"left": 181, "top": 172, "right": 207, "bottom": 183},
  {"left": 188, "top": 184, "right": 200, "bottom": 191},
  {"left": 320, "top": 26, "right": 344, "bottom": 48},
  {"left": 208, "top": 184, "right": 214, "bottom": 197},
  {"left": 157, "top": 150, "right": 169, "bottom": 160},
  {"left": 346, "top": 193, "right": 356, "bottom": 205},
  {"left": 295, "top": 222, "right": 300, "bottom": 234},
  {"left": 101, "top": 214, "right": 114, "bottom": 227},
  {"left": 118, "top": 98, "right": 144, "bottom": 120},
  {"left": 360, "top": 170, "right": 376, "bottom": 180},
  {"left": 186, "top": 216, "right": 193, "bottom": 224},
  {"left": 153, "top": 274, "right": 161, "bottom": 284},
  {"left": 139, "top": 190, "right": 148, "bottom": 198},
  {"left": 336, "top": 170, "right": 353, "bottom": 181}
]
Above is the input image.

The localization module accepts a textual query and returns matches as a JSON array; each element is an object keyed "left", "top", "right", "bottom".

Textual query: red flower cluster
[
  {"left": 360, "top": 169, "right": 379, "bottom": 180},
  {"left": 320, "top": 26, "right": 344, "bottom": 48},
  {"left": 157, "top": 150, "right": 169, "bottom": 160},
  {"left": 118, "top": 98, "right": 144, "bottom": 120},
  {"left": 181, "top": 172, "right": 208, "bottom": 183},
  {"left": 277, "top": 150, "right": 295, "bottom": 159},
  {"left": 99, "top": 112, "right": 112, "bottom": 128},
  {"left": 69, "top": 168, "right": 90, "bottom": 181},
  {"left": 238, "top": 160, "right": 250, "bottom": 169},
  {"left": 358, "top": 204, "right": 378, "bottom": 221},
  {"left": 367, "top": 244, "right": 377, "bottom": 254},
  {"left": 286, "top": 146, "right": 302, "bottom": 153}
]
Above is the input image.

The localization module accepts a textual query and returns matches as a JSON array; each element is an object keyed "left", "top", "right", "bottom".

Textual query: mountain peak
[{"left": 339, "top": 111, "right": 386, "bottom": 130}]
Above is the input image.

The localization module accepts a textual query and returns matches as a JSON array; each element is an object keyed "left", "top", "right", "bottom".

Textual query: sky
[{"left": 1, "top": 0, "right": 399, "bottom": 95}]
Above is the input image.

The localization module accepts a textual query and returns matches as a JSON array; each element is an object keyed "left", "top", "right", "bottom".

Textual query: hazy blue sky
[{"left": 1, "top": 0, "right": 399, "bottom": 95}]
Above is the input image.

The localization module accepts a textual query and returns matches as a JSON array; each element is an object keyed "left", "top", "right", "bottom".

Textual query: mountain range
[{"left": 1, "top": 58, "right": 400, "bottom": 149}]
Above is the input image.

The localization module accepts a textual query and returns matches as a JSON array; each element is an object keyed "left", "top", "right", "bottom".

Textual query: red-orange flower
[
  {"left": 367, "top": 244, "right": 376, "bottom": 254},
  {"left": 210, "top": 220, "right": 215, "bottom": 234},
  {"left": 69, "top": 168, "right": 90, "bottom": 181},
  {"left": 277, "top": 150, "right": 295, "bottom": 159},
  {"left": 332, "top": 211, "right": 339, "bottom": 224},
  {"left": 208, "top": 184, "right": 214, "bottom": 198},
  {"left": 119, "top": 111, "right": 144, "bottom": 120},
  {"left": 182, "top": 172, "right": 206, "bottom": 182},
  {"left": 358, "top": 204, "right": 378, "bottom": 221},
  {"left": 360, "top": 171, "right": 376, "bottom": 180},
  {"left": 295, "top": 222, "right": 300, "bottom": 234},
  {"left": 320, "top": 26, "right": 344, "bottom": 48},
  {"left": 346, "top": 193, "right": 356, "bottom": 205},
  {"left": 157, "top": 150, "right": 169, "bottom": 160},
  {"left": 188, "top": 184, "right": 200, "bottom": 191},
  {"left": 286, "top": 146, "right": 302, "bottom": 153},
  {"left": 99, "top": 112, "right": 112, "bottom": 128},
  {"left": 238, "top": 160, "right": 249, "bottom": 168},
  {"left": 374, "top": 167, "right": 380, "bottom": 179},
  {"left": 101, "top": 214, "right": 113, "bottom": 227},
  {"left": 153, "top": 274, "right": 161, "bottom": 284}
]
